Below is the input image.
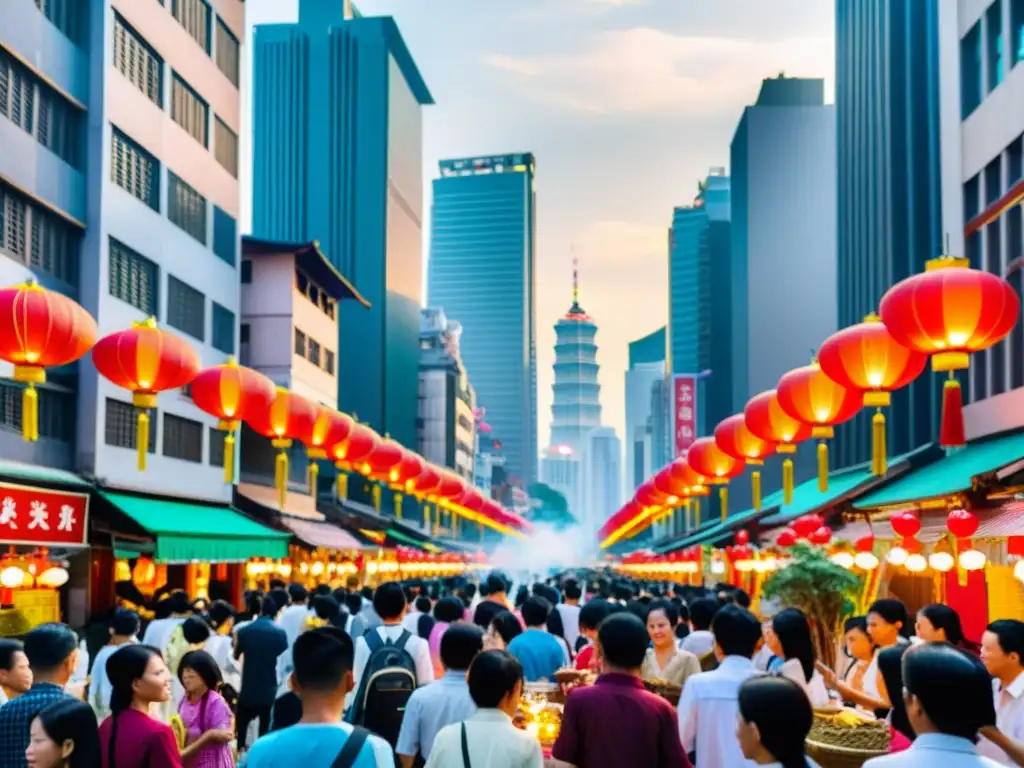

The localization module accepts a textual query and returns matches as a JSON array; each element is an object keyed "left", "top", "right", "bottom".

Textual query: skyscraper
[
  {"left": 428, "top": 153, "right": 537, "bottom": 486},
  {"left": 834, "top": 0, "right": 943, "bottom": 469},
  {"left": 730, "top": 75, "right": 837, "bottom": 496},
  {"left": 625, "top": 327, "right": 666, "bottom": 493},
  {"left": 252, "top": 0, "right": 432, "bottom": 450},
  {"left": 582, "top": 426, "right": 621, "bottom": 537}
]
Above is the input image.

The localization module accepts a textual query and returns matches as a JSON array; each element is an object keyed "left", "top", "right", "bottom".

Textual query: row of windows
[
  {"left": 108, "top": 237, "right": 236, "bottom": 353},
  {"left": 295, "top": 268, "right": 338, "bottom": 319},
  {"left": 0, "top": 181, "right": 79, "bottom": 285},
  {"left": 168, "top": 172, "right": 207, "bottom": 243},
  {"left": 33, "top": 0, "right": 82, "bottom": 46},
  {"left": 171, "top": 74, "right": 208, "bottom": 147},
  {"left": 161, "top": 0, "right": 240, "bottom": 88},
  {"left": 293, "top": 328, "right": 336, "bottom": 376},
  {"left": 961, "top": 0, "right": 1024, "bottom": 118},
  {"left": 105, "top": 398, "right": 224, "bottom": 466},
  {"left": 0, "top": 49, "right": 82, "bottom": 168},
  {"left": 0, "top": 383, "right": 74, "bottom": 442}
]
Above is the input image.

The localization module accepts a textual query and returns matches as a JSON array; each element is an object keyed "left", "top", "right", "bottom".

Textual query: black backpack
[{"left": 347, "top": 629, "right": 418, "bottom": 748}]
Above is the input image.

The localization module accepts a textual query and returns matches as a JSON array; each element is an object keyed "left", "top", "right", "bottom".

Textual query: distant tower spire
[{"left": 572, "top": 250, "right": 579, "bottom": 306}]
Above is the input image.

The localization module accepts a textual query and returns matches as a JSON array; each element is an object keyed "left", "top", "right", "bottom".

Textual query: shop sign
[
  {"left": 673, "top": 374, "right": 698, "bottom": 457},
  {"left": 0, "top": 482, "right": 89, "bottom": 547}
]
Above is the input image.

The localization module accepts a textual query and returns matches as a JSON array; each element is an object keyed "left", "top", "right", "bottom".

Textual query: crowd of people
[{"left": 0, "top": 571, "right": 1022, "bottom": 767}]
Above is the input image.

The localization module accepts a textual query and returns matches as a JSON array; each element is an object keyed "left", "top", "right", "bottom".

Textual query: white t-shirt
[
  {"left": 780, "top": 657, "right": 831, "bottom": 707},
  {"left": 348, "top": 624, "right": 435, "bottom": 707},
  {"left": 556, "top": 603, "right": 581, "bottom": 649}
]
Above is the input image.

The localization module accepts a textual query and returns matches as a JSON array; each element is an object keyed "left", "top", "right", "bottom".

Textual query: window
[
  {"left": 1011, "top": 135, "right": 1024, "bottom": 186},
  {"left": 986, "top": 156, "right": 1003, "bottom": 206},
  {"left": 239, "top": 323, "right": 250, "bottom": 344},
  {"left": 0, "top": 184, "right": 28, "bottom": 260},
  {"left": 109, "top": 238, "right": 158, "bottom": 315},
  {"left": 308, "top": 338, "right": 321, "bottom": 367},
  {"left": 215, "top": 18, "right": 240, "bottom": 86},
  {"left": 111, "top": 127, "right": 160, "bottom": 210},
  {"left": 295, "top": 268, "right": 339, "bottom": 321},
  {"left": 163, "top": 413, "right": 203, "bottom": 462},
  {"left": 209, "top": 426, "right": 225, "bottom": 467},
  {"left": 324, "top": 349, "right": 335, "bottom": 376},
  {"left": 0, "top": 383, "right": 73, "bottom": 441},
  {"left": 0, "top": 50, "right": 35, "bottom": 135},
  {"left": 171, "top": 0, "right": 211, "bottom": 53},
  {"left": 1012, "top": 270, "right": 1024, "bottom": 390},
  {"left": 962, "top": 22, "right": 984, "bottom": 117},
  {"left": 214, "top": 117, "right": 238, "bottom": 177},
  {"left": 212, "top": 301, "right": 235, "bottom": 354},
  {"left": 212, "top": 207, "right": 236, "bottom": 266},
  {"left": 105, "top": 398, "right": 157, "bottom": 452},
  {"left": 241, "top": 259, "right": 252, "bottom": 283},
  {"left": 989, "top": 0, "right": 1005, "bottom": 91},
  {"left": 167, "top": 275, "right": 205, "bottom": 340},
  {"left": 33, "top": 0, "right": 81, "bottom": 45},
  {"left": 295, "top": 269, "right": 308, "bottom": 294},
  {"left": 37, "top": 87, "right": 81, "bottom": 168},
  {"left": 1014, "top": 0, "right": 1024, "bottom": 66},
  {"left": 171, "top": 74, "right": 208, "bottom": 147},
  {"left": 113, "top": 13, "right": 163, "bottom": 107},
  {"left": 30, "top": 205, "right": 77, "bottom": 285},
  {"left": 294, "top": 328, "right": 306, "bottom": 357},
  {"left": 964, "top": 174, "right": 981, "bottom": 223},
  {"left": 168, "top": 172, "right": 206, "bottom": 244}
]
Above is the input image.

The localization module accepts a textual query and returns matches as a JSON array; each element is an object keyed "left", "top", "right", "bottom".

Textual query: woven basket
[{"left": 805, "top": 738, "right": 888, "bottom": 768}]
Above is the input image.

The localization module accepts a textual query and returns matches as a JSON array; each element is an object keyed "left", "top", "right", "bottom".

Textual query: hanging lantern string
[
  {"left": 220, "top": 421, "right": 238, "bottom": 485},
  {"left": 272, "top": 438, "right": 292, "bottom": 509},
  {"left": 782, "top": 458, "right": 794, "bottom": 504}
]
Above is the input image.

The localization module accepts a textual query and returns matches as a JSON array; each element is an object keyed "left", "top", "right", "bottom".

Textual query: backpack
[{"left": 347, "top": 629, "right": 418, "bottom": 748}]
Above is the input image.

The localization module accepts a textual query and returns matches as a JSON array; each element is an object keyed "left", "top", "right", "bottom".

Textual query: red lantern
[
  {"left": 296, "top": 407, "right": 355, "bottom": 490},
  {"left": 744, "top": 390, "right": 814, "bottom": 504},
  {"left": 818, "top": 315, "right": 928, "bottom": 475},
  {"left": 792, "top": 514, "right": 824, "bottom": 538},
  {"left": 776, "top": 529, "right": 798, "bottom": 547},
  {"left": 599, "top": 501, "right": 645, "bottom": 547},
  {"left": 435, "top": 470, "right": 466, "bottom": 500},
  {"left": 686, "top": 437, "right": 745, "bottom": 522},
  {"left": 854, "top": 535, "right": 875, "bottom": 553},
  {"left": 735, "top": 529, "right": 750, "bottom": 546},
  {"left": 408, "top": 465, "right": 441, "bottom": 496},
  {"left": 333, "top": 423, "right": 378, "bottom": 467},
  {"left": 654, "top": 465, "right": 690, "bottom": 501},
  {"left": 391, "top": 450, "right": 424, "bottom": 489},
  {"left": 635, "top": 480, "right": 669, "bottom": 509},
  {"left": 245, "top": 388, "right": 318, "bottom": 508},
  {"left": 777, "top": 362, "right": 863, "bottom": 493},
  {"left": 667, "top": 459, "right": 709, "bottom": 495},
  {"left": 946, "top": 509, "right": 979, "bottom": 539},
  {"left": 880, "top": 255, "right": 1020, "bottom": 447},
  {"left": 92, "top": 318, "right": 200, "bottom": 470},
  {"left": 363, "top": 436, "right": 404, "bottom": 481},
  {"left": 890, "top": 511, "right": 921, "bottom": 538},
  {"left": 191, "top": 358, "right": 277, "bottom": 483},
  {"left": 715, "top": 414, "right": 776, "bottom": 511},
  {"left": 809, "top": 526, "right": 832, "bottom": 545},
  {"left": 0, "top": 282, "right": 97, "bottom": 441}
]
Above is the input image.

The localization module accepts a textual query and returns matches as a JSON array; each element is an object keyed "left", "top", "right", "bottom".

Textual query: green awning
[
  {"left": 102, "top": 492, "right": 291, "bottom": 563},
  {"left": 385, "top": 528, "right": 441, "bottom": 553},
  {"left": 759, "top": 467, "right": 877, "bottom": 527},
  {"left": 0, "top": 459, "right": 90, "bottom": 488},
  {"left": 853, "top": 430, "right": 1024, "bottom": 510},
  {"left": 658, "top": 519, "right": 724, "bottom": 552}
]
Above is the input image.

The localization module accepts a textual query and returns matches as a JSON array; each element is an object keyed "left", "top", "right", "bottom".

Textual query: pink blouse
[{"left": 178, "top": 690, "right": 234, "bottom": 768}]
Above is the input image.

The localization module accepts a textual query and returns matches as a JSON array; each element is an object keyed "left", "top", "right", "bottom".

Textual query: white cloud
[{"left": 483, "top": 27, "right": 833, "bottom": 116}]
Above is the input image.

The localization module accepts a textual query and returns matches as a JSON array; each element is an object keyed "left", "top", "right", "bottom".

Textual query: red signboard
[
  {"left": 0, "top": 482, "right": 89, "bottom": 547},
  {"left": 673, "top": 375, "right": 697, "bottom": 457}
]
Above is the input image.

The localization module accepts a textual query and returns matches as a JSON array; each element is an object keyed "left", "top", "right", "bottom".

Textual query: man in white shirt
[
  {"left": 677, "top": 604, "right": 763, "bottom": 767},
  {"left": 401, "top": 595, "right": 431, "bottom": 635},
  {"left": 277, "top": 584, "right": 313, "bottom": 648},
  {"left": 557, "top": 580, "right": 582, "bottom": 650},
  {"left": 979, "top": 619, "right": 1024, "bottom": 765},
  {"left": 864, "top": 643, "right": 1001, "bottom": 767},
  {"left": 680, "top": 596, "right": 719, "bottom": 658},
  {"left": 396, "top": 624, "right": 483, "bottom": 766},
  {"left": 88, "top": 609, "right": 139, "bottom": 721}
]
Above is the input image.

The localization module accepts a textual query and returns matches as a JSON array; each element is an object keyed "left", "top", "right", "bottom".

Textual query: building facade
[
  {"left": 427, "top": 153, "right": 537, "bottom": 487},
  {"left": 834, "top": 0, "right": 944, "bottom": 470},
  {"left": 0, "top": 0, "right": 245, "bottom": 502},
  {"left": 417, "top": 308, "right": 476, "bottom": 482},
  {"left": 938, "top": 0, "right": 1024, "bottom": 437},
  {"left": 539, "top": 446, "right": 582, "bottom": 523},
  {"left": 624, "top": 326, "right": 666, "bottom": 493},
  {"left": 251, "top": 0, "right": 431, "bottom": 452},
  {"left": 729, "top": 75, "right": 837, "bottom": 500},
  {"left": 582, "top": 426, "right": 621, "bottom": 537}
]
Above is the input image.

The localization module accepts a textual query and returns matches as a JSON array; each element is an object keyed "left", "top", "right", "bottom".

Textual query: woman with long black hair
[
  {"left": 735, "top": 675, "right": 815, "bottom": 768},
  {"left": 767, "top": 608, "right": 830, "bottom": 707},
  {"left": 876, "top": 644, "right": 913, "bottom": 753},
  {"left": 26, "top": 699, "right": 100, "bottom": 768},
  {"left": 915, "top": 603, "right": 981, "bottom": 655},
  {"left": 98, "top": 644, "right": 180, "bottom": 768}
]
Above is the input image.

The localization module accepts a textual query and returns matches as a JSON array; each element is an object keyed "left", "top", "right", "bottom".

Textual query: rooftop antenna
[{"left": 572, "top": 247, "right": 579, "bottom": 306}]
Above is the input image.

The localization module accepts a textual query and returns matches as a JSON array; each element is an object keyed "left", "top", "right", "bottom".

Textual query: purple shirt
[{"left": 552, "top": 673, "right": 691, "bottom": 768}]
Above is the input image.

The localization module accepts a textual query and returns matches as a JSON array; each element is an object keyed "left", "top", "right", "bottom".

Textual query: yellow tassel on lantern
[
  {"left": 694, "top": 498, "right": 701, "bottom": 525},
  {"left": 719, "top": 485, "right": 728, "bottom": 522},
  {"left": 136, "top": 410, "right": 150, "bottom": 471},
  {"left": 783, "top": 459, "right": 794, "bottom": 504},
  {"left": 752, "top": 471, "right": 762, "bottom": 511},
  {"left": 21, "top": 383, "right": 38, "bottom": 442},
  {"left": 423, "top": 503, "right": 430, "bottom": 527},
  {"left": 223, "top": 430, "right": 236, "bottom": 484},
  {"left": 272, "top": 438, "right": 291, "bottom": 509},
  {"left": 817, "top": 441, "right": 829, "bottom": 492},
  {"left": 872, "top": 408, "right": 887, "bottom": 476},
  {"left": 308, "top": 460, "right": 320, "bottom": 492},
  {"left": 372, "top": 484, "right": 382, "bottom": 512},
  {"left": 337, "top": 471, "right": 349, "bottom": 501},
  {"left": 394, "top": 492, "right": 403, "bottom": 519},
  {"left": 684, "top": 498, "right": 692, "bottom": 532}
]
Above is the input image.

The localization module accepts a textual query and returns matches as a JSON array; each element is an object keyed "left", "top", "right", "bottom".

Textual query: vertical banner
[{"left": 672, "top": 374, "right": 697, "bottom": 458}]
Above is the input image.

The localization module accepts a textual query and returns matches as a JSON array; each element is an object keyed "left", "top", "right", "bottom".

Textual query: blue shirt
[
  {"left": 395, "top": 671, "right": 477, "bottom": 759},
  {"left": 508, "top": 629, "right": 566, "bottom": 682},
  {"left": 242, "top": 722, "right": 395, "bottom": 768},
  {"left": 0, "top": 682, "right": 74, "bottom": 768}
]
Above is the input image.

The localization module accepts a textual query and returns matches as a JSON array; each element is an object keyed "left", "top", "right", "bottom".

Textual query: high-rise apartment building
[
  {"left": 428, "top": 153, "right": 537, "bottom": 486},
  {"left": 582, "top": 426, "right": 621, "bottom": 537},
  {"left": 252, "top": 0, "right": 431, "bottom": 451},
  {"left": 0, "top": 0, "right": 245, "bottom": 502},
  {"left": 834, "top": 0, "right": 944, "bottom": 469},
  {"left": 625, "top": 327, "right": 666, "bottom": 492}
]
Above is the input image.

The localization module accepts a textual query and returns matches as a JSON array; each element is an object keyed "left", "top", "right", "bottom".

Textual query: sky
[{"left": 242, "top": 0, "right": 836, "bottom": 461}]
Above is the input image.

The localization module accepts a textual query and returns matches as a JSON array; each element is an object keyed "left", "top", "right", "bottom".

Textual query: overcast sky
[{"left": 242, "top": 0, "right": 836, "bottom": 457}]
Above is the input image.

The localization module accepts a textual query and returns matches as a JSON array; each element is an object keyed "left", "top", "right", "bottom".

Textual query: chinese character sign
[
  {"left": 0, "top": 483, "right": 88, "bottom": 546},
  {"left": 673, "top": 375, "right": 698, "bottom": 457}
]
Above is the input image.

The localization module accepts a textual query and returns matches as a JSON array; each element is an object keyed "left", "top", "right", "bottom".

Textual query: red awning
[{"left": 279, "top": 516, "right": 369, "bottom": 550}]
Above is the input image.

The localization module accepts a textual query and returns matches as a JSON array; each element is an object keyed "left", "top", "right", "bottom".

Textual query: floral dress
[{"left": 178, "top": 690, "right": 235, "bottom": 768}]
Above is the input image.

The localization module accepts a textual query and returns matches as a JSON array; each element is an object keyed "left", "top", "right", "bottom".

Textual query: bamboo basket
[{"left": 805, "top": 738, "right": 888, "bottom": 768}]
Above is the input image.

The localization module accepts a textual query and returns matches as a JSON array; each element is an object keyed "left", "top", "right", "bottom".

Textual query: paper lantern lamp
[
  {"left": 190, "top": 358, "right": 277, "bottom": 483},
  {"left": 686, "top": 437, "right": 745, "bottom": 521},
  {"left": 818, "top": 315, "right": 927, "bottom": 475},
  {"left": 946, "top": 508, "right": 979, "bottom": 539},
  {"left": 715, "top": 414, "right": 776, "bottom": 511},
  {"left": 890, "top": 511, "right": 921, "bottom": 538},
  {"left": 298, "top": 407, "right": 354, "bottom": 490},
  {"left": 777, "top": 362, "right": 863, "bottom": 492},
  {"left": 0, "top": 282, "right": 97, "bottom": 441},
  {"left": 330, "top": 423, "right": 379, "bottom": 500},
  {"left": 245, "top": 388, "right": 318, "bottom": 508},
  {"left": 92, "top": 318, "right": 200, "bottom": 470},
  {"left": 364, "top": 437, "right": 404, "bottom": 482},
  {"left": 880, "top": 255, "right": 1019, "bottom": 447},
  {"left": 744, "top": 390, "right": 814, "bottom": 503},
  {"left": 635, "top": 480, "right": 669, "bottom": 509}
]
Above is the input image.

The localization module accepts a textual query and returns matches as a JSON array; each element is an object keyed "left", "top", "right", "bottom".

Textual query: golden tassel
[
  {"left": 423, "top": 503, "right": 430, "bottom": 527},
  {"left": 137, "top": 410, "right": 150, "bottom": 471},
  {"left": 872, "top": 408, "right": 887, "bottom": 476},
  {"left": 308, "top": 460, "right": 320, "bottom": 493},
  {"left": 394, "top": 492, "right": 403, "bottom": 519},
  {"left": 783, "top": 459, "right": 794, "bottom": 504},
  {"left": 223, "top": 431, "right": 235, "bottom": 484},
  {"left": 752, "top": 471, "right": 761, "bottom": 511},
  {"left": 684, "top": 499, "right": 692, "bottom": 532},
  {"left": 817, "top": 441, "right": 829, "bottom": 492},
  {"left": 694, "top": 498, "right": 701, "bottom": 525},
  {"left": 22, "top": 383, "right": 38, "bottom": 442},
  {"left": 272, "top": 438, "right": 291, "bottom": 509},
  {"left": 372, "top": 484, "right": 382, "bottom": 512},
  {"left": 337, "top": 471, "right": 348, "bottom": 501},
  {"left": 719, "top": 485, "right": 728, "bottom": 522}
]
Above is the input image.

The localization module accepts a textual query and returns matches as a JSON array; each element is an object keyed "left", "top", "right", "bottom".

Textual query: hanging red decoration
[
  {"left": 744, "top": 390, "right": 814, "bottom": 504},
  {"left": 244, "top": 387, "right": 318, "bottom": 508},
  {"left": 809, "top": 526, "right": 833, "bottom": 546},
  {"left": 653, "top": 464, "right": 690, "bottom": 501},
  {"left": 686, "top": 437, "right": 745, "bottom": 522},
  {"left": 0, "top": 281, "right": 97, "bottom": 441},
  {"left": 792, "top": 514, "right": 824, "bottom": 539},
  {"left": 880, "top": 255, "right": 1019, "bottom": 447},
  {"left": 946, "top": 509, "right": 979, "bottom": 539},
  {"left": 408, "top": 465, "right": 441, "bottom": 496},
  {"left": 889, "top": 511, "right": 921, "bottom": 538},
  {"left": 735, "top": 529, "right": 750, "bottom": 546},
  {"left": 635, "top": 480, "right": 670, "bottom": 509},
  {"left": 854, "top": 535, "right": 875, "bottom": 553},
  {"left": 776, "top": 529, "right": 798, "bottom": 547},
  {"left": 714, "top": 414, "right": 776, "bottom": 511},
  {"left": 299, "top": 407, "right": 355, "bottom": 490}
]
